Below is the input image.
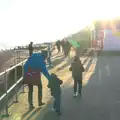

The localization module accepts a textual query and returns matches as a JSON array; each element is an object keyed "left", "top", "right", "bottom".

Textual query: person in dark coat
[
  {"left": 63, "top": 40, "right": 68, "bottom": 57},
  {"left": 61, "top": 39, "right": 65, "bottom": 54},
  {"left": 41, "top": 50, "right": 48, "bottom": 61},
  {"left": 48, "top": 73, "right": 63, "bottom": 116},
  {"left": 26, "top": 54, "right": 47, "bottom": 109},
  {"left": 65, "top": 40, "right": 71, "bottom": 60},
  {"left": 56, "top": 40, "right": 61, "bottom": 53},
  {"left": 28, "top": 42, "right": 33, "bottom": 56},
  {"left": 28, "top": 42, "right": 44, "bottom": 109},
  {"left": 69, "top": 56, "right": 85, "bottom": 97}
]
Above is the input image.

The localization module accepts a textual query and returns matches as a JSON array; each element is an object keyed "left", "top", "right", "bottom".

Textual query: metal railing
[
  {"left": 0, "top": 60, "right": 26, "bottom": 116},
  {"left": 0, "top": 43, "right": 55, "bottom": 117}
]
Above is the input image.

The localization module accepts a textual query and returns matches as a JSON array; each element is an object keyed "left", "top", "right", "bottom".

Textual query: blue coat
[{"left": 24, "top": 53, "right": 51, "bottom": 81}]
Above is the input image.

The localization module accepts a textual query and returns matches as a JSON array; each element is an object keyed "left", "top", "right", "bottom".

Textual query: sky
[{"left": 0, "top": 0, "right": 120, "bottom": 48}]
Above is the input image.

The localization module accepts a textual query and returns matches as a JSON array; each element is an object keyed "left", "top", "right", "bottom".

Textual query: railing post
[
  {"left": 18, "top": 50, "right": 20, "bottom": 63},
  {"left": 14, "top": 67, "right": 19, "bottom": 103},
  {"left": 22, "top": 63, "right": 25, "bottom": 93},
  {"left": 14, "top": 56, "right": 16, "bottom": 65},
  {"left": 3, "top": 71, "right": 11, "bottom": 117},
  {"left": 17, "top": 51, "right": 19, "bottom": 63}
]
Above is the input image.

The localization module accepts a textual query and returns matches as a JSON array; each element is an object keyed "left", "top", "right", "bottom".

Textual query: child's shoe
[
  {"left": 73, "top": 93, "right": 77, "bottom": 97},
  {"left": 55, "top": 110, "right": 62, "bottom": 116},
  {"left": 52, "top": 108, "right": 56, "bottom": 111}
]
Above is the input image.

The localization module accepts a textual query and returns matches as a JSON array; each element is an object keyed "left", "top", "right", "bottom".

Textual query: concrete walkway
[
  {"left": 2, "top": 52, "right": 120, "bottom": 120},
  {"left": 1, "top": 51, "right": 88, "bottom": 120},
  {"left": 39, "top": 56, "right": 120, "bottom": 120}
]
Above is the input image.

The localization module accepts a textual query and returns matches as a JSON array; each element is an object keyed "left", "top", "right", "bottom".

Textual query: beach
[
  {"left": 0, "top": 50, "right": 29, "bottom": 73},
  {"left": 0, "top": 50, "right": 15, "bottom": 72}
]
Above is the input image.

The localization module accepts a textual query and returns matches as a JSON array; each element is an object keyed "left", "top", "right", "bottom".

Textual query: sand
[{"left": 0, "top": 50, "right": 29, "bottom": 73}]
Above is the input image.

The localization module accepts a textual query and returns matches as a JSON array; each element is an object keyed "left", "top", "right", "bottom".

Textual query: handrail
[
  {"left": 0, "top": 43, "right": 55, "bottom": 76},
  {"left": 0, "top": 60, "right": 27, "bottom": 76},
  {"left": 0, "top": 43, "right": 55, "bottom": 116},
  {"left": 0, "top": 77, "right": 23, "bottom": 101}
]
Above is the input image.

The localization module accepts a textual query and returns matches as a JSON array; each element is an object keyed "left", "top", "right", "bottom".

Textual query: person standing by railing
[
  {"left": 64, "top": 40, "right": 71, "bottom": 61},
  {"left": 28, "top": 41, "right": 36, "bottom": 109},
  {"left": 41, "top": 50, "right": 48, "bottom": 60},
  {"left": 28, "top": 42, "right": 45, "bottom": 109},
  {"left": 56, "top": 40, "right": 61, "bottom": 53},
  {"left": 28, "top": 42, "right": 33, "bottom": 56},
  {"left": 24, "top": 53, "right": 51, "bottom": 109},
  {"left": 61, "top": 39, "right": 65, "bottom": 54},
  {"left": 46, "top": 43, "right": 53, "bottom": 68}
]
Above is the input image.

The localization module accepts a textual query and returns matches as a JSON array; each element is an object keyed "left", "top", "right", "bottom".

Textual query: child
[
  {"left": 69, "top": 56, "right": 85, "bottom": 97},
  {"left": 48, "top": 73, "right": 63, "bottom": 116}
]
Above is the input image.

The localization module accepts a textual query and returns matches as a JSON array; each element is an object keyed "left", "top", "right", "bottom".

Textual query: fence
[{"left": 0, "top": 43, "right": 55, "bottom": 117}]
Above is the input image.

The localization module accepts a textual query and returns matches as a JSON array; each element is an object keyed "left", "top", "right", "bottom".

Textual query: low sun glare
[{"left": 0, "top": 0, "right": 119, "bottom": 47}]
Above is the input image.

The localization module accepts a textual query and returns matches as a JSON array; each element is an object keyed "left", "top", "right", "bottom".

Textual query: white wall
[{"left": 103, "top": 30, "right": 120, "bottom": 51}]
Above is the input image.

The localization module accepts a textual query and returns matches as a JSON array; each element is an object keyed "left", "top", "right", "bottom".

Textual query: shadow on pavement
[
  {"left": 56, "top": 56, "right": 89, "bottom": 72},
  {"left": 22, "top": 107, "right": 43, "bottom": 120},
  {"left": 52, "top": 56, "right": 65, "bottom": 67},
  {"left": 52, "top": 53, "right": 63, "bottom": 61},
  {"left": 30, "top": 57, "right": 93, "bottom": 120},
  {"left": 56, "top": 56, "right": 75, "bottom": 72},
  {"left": 59, "top": 73, "right": 97, "bottom": 120},
  {"left": 22, "top": 109, "right": 34, "bottom": 119},
  {"left": 39, "top": 111, "right": 60, "bottom": 120},
  {"left": 56, "top": 62, "right": 69, "bottom": 72}
]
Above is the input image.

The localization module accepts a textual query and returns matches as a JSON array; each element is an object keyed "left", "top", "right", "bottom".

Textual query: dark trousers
[
  {"left": 61, "top": 46, "right": 64, "bottom": 53},
  {"left": 53, "top": 94, "right": 61, "bottom": 112},
  {"left": 74, "top": 80, "right": 82, "bottom": 94},
  {"left": 29, "top": 51, "right": 33, "bottom": 57},
  {"left": 28, "top": 83, "right": 42, "bottom": 106}
]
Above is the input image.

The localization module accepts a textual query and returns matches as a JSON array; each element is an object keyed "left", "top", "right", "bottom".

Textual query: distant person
[
  {"left": 69, "top": 56, "right": 85, "bottom": 97},
  {"left": 41, "top": 50, "right": 48, "bottom": 61},
  {"left": 83, "top": 48, "right": 87, "bottom": 56},
  {"left": 61, "top": 39, "right": 67, "bottom": 57},
  {"left": 64, "top": 40, "right": 71, "bottom": 61},
  {"left": 48, "top": 73, "right": 63, "bottom": 116},
  {"left": 28, "top": 42, "right": 33, "bottom": 56},
  {"left": 47, "top": 43, "right": 52, "bottom": 67},
  {"left": 75, "top": 47, "right": 80, "bottom": 57},
  {"left": 56, "top": 40, "right": 61, "bottom": 53},
  {"left": 75, "top": 42, "right": 80, "bottom": 57},
  {"left": 61, "top": 39, "right": 65, "bottom": 54}
]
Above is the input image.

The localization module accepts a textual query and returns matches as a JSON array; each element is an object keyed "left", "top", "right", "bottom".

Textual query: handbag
[{"left": 23, "top": 68, "right": 41, "bottom": 85}]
